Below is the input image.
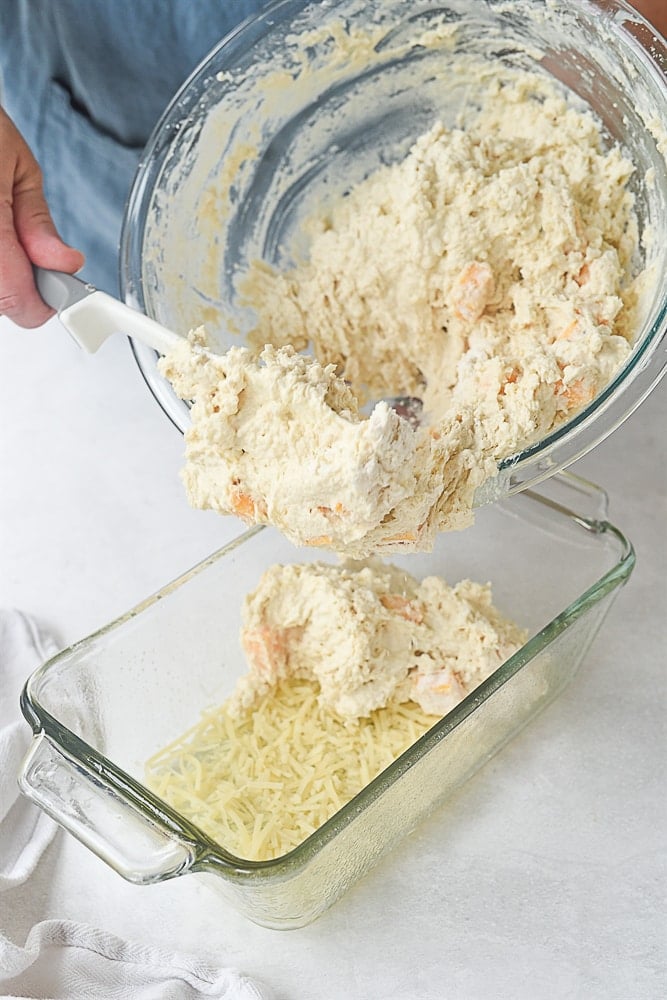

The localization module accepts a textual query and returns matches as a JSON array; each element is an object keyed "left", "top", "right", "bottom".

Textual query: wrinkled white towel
[
  {"left": 0, "top": 610, "right": 273, "bottom": 1000},
  {"left": 0, "top": 920, "right": 271, "bottom": 999},
  {"left": 0, "top": 609, "right": 59, "bottom": 891}
]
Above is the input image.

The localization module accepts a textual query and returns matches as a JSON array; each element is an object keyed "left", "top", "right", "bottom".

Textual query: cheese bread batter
[
  {"left": 146, "top": 557, "right": 527, "bottom": 860},
  {"left": 160, "top": 72, "right": 639, "bottom": 557},
  {"left": 232, "top": 559, "right": 528, "bottom": 720}
]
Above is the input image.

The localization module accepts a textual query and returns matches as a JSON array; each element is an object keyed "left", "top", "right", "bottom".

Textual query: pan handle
[{"left": 18, "top": 733, "right": 195, "bottom": 884}]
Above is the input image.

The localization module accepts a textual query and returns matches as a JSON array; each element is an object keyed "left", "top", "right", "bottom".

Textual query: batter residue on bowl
[{"left": 160, "top": 71, "right": 642, "bottom": 557}]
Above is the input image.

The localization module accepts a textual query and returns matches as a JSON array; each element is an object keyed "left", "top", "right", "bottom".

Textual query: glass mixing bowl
[{"left": 120, "top": 0, "right": 667, "bottom": 503}]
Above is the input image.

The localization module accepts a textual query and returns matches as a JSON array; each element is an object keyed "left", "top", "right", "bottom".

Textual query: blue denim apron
[{"left": 0, "top": 1, "right": 271, "bottom": 293}]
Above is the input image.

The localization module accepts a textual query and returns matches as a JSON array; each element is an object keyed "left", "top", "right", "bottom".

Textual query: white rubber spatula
[
  {"left": 34, "top": 267, "right": 185, "bottom": 356},
  {"left": 34, "top": 267, "right": 424, "bottom": 425}
]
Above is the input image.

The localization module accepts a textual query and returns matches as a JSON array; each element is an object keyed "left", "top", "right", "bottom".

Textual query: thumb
[
  {"left": 0, "top": 107, "right": 84, "bottom": 327},
  {"left": 14, "top": 181, "right": 85, "bottom": 274}
]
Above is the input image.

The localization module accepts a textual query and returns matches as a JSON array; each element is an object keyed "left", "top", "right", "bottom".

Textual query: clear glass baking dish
[
  {"left": 18, "top": 474, "right": 634, "bottom": 929},
  {"left": 120, "top": 0, "right": 667, "bottom": 503}
]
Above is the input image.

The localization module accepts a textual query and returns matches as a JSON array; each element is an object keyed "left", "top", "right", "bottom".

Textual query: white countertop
[{"left": 1, "top": 315, "right": 665, "bottom": 1000}]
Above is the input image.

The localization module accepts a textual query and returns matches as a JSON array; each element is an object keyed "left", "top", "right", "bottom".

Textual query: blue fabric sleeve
[{"left": 0, "top": 0, "right": 273, "bottom": 294}]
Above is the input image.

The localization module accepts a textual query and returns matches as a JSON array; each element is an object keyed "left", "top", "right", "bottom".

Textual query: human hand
[{"left": 0, "top": 106, "right": 84, "bottom": 328}]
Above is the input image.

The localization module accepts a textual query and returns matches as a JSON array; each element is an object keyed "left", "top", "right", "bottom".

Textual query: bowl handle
[{"left": 18, "top": 733, "right": 195, "bottom": 884}]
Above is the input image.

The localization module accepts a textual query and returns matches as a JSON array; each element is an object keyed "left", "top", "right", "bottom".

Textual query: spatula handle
[
  {"left": 33, "top": 266, "right": 183, "bottom": 355},
  {"left": 33, "top": 266, "right": 95, "bottom": 312}
]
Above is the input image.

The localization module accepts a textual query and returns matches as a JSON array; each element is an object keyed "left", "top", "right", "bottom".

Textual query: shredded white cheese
[{"left": 145, "top": 677, "right": 438, "bottom": 861}]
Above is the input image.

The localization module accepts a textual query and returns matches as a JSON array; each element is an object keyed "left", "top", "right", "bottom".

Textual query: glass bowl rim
[{"left": 119, "top": 0, "right": 667, "bottom": 495}]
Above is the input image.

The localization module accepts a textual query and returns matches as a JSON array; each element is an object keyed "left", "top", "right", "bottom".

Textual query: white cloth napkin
[
  {"left": 0, "top": 609, "right": 273, "bottom": 1000},
  {"left": 0, "top": 920, "right": 271, "bottom": 999},
  {"left": 0, "top": 609, "right": 59, "bottom": 891}
]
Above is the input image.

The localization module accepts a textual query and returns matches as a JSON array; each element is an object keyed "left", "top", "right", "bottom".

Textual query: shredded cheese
[{"left": 145, "top": 677, "right": 438, "bottom": 861}]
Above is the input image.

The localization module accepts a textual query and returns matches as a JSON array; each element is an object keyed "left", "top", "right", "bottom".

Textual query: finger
[
  {"left": 14, "top": 178, "right": 85, "bottom": 274},
  {"left": 0, "top": 115, "right": 55, "bottom": 326},
  {"left": 0, "top": 114, "right": 84, "bottom": 327},
  {"left": 0, "top": 202, "right": 54, "bottom": 328}
]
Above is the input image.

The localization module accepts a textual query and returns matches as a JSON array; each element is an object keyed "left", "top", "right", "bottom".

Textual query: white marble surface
[{"left": 1, "top": 314, "right": 665, "bottom": 999}]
